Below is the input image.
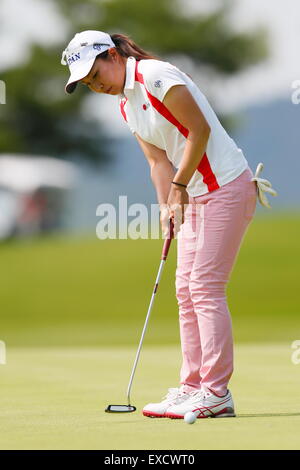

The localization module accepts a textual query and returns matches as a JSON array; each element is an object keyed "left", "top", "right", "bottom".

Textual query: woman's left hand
[{"left": 164, "top": 185, "right": 189, "bottom": 237}]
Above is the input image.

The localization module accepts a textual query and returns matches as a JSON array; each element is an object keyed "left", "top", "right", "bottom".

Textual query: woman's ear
[{"left": 109, "top": 47, "right": 118, "bottom": 60}]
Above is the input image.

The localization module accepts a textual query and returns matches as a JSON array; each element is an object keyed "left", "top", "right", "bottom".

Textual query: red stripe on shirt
[
  {"left": 197, "top": 154, "right": 220, "bottom": 191},
  {"left": 135, "top": 61, "right": 219, "bottom": 192},
  {"left": 135, "top": 67, "right": 144, "bottom": 84},
  {"left": 135, "top": 64, "right": 188, "bottom": 137},
  {"left": 120, "top": 97, "right": 128, "bottom": 122}
]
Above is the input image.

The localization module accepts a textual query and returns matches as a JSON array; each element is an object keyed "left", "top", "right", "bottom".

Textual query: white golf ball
[{"left": 184, "top": 411, "right": 197, "bottom": 424}]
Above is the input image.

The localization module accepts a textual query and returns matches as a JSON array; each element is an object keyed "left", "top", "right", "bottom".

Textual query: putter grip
[{"left": 161, "top": 218, "right": 174, "bottom": 260}]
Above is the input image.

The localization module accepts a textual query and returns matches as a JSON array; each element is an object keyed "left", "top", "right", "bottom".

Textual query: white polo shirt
[{"left": 118, "top": 56, "right": 249, "bottom": 197}]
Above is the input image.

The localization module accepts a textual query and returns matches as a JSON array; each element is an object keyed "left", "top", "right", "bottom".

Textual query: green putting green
[
  {"left": 0, "top": 212, "right": 299, "bottom": 449},
  {"left": 1, "top": 344, "right": 299, "bottom": 450}
]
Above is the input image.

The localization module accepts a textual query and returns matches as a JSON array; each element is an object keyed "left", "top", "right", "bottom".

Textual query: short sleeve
[{"left": 142, "top": 61, "right": 187, "bottom": 102}]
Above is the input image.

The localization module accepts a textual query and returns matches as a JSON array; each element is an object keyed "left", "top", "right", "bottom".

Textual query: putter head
[{"left": 105, "top": 404, "right": 136, "bottom": 413}]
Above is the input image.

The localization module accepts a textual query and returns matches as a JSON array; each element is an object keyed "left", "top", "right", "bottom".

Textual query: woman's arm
[
  {"left": 163, "top": 85, "right": 211, "bottom": 186},
  {"left": 162, "top": 85, "right": 211, "bottom": 236},
  {"left": 134, "top": 133, "right": 176, "bottom": 207}
]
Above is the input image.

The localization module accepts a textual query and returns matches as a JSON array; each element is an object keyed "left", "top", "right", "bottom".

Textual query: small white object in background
[
  {"left": 251, "top": 162, "right": 278, "bottom": 209},
  {"left": 0, "top": 341, "right": 6, "bottom": 365},
  {"left": 184, "top": 411, "right": 197, "bottom": 424}
]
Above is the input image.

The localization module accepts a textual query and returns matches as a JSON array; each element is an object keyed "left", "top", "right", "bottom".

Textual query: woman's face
[{"left": 80, "top": 48, "right": 126, "bottom": 95}]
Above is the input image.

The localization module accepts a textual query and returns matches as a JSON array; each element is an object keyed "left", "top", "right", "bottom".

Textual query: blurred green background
[{"left": 1, "top": 212, "right": 298, "bottom": 347}]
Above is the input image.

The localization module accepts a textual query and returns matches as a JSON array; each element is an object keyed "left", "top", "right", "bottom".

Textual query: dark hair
[
  {"left": 95, "top": 33, "right": 194, "bottom": 80},
  {"left": 97, "top": 33, "right": 160, "bottom": 61}
]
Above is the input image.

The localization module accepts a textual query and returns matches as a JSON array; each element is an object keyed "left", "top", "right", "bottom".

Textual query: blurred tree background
[{"left": 0, "top": 0, "right": 268, "bottom": 164}]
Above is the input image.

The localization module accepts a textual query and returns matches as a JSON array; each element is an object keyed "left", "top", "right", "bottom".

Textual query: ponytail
[{"left": 97, "top": 33, "right": 161, "bottom": 61}]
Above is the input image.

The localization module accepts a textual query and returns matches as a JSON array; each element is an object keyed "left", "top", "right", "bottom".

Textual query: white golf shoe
[
  {"left": 142, "top": 386, "right": 192, "bottom": 418},
  {"left": 166, "top": 388, "right": 236, "bottom": 419}
]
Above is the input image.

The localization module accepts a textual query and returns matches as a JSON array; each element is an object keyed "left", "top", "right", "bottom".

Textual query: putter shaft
[
  {"left": 126, "top": 219, "right": 174, "bottom": 406},
  {"left": 126, "top": 258, "right": 166, "bottom": 406}
]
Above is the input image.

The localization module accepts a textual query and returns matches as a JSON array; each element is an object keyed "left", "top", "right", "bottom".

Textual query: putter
[{"left": 105, "top": 218, "right": 174, "bottom": 413}]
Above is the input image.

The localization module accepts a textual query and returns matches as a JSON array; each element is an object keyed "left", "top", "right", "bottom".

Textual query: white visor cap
[{"left": 61, "top": 30, "right": 116, "bottom": 94}]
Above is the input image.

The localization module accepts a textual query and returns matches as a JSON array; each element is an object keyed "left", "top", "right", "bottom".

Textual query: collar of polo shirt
[{"left": 122, "top": 56, "right": 136, "bottom": 94}]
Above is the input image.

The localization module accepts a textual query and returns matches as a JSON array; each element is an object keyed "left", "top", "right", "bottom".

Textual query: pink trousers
[{"left": 176, "top": 166, "right": 257, "bottom": 397}]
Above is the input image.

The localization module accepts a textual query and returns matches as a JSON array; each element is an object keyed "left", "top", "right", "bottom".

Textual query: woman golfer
[{"left": 61, "top": 30, "right": 277, "bottom": 419}]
